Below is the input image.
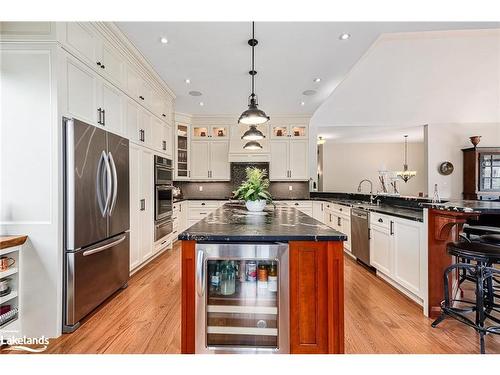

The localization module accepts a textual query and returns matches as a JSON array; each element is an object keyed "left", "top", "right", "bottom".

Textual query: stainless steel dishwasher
[{"left": 350, "top": 208, "right": 370, "bottom": 266}]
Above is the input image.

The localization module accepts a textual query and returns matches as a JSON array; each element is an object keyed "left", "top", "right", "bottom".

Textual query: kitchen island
[
  {"left": 425, "top": 200, "right": 500, "bottom": 318},
  {"left": 178, "top": 203, "right": 347, "bottom": 354}
]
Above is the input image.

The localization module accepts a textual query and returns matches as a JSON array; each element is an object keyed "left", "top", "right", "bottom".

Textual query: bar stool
[{"left": 431, "top": 236, "right": 500, "bottom": 354}]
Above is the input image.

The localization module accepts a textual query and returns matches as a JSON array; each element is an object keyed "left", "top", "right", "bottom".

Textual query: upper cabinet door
[
  {"left": 151, "top": 116, "right": 164, "bottom": 153},
  {"left": 100, "top": 42, "right": 124, "bottom": 87},
  {"left": 209, "top": 141, "right": 230, "bottom": 180},
  {"left": 192, "top": 126, "right": 210, "bottom": 139},
  {"left": 270, "top": 140, "right": 289, "bottom": 180},
  {"left": 211, "top": 126, "right": 229, "bottom": 139},
  {"left": 65, "top": 55, "right": 99, "bottom": 126},
  {"left": 125, "top": 65, "right": 141, "bottom": 100},
  {"left": 65, "top": 23, "right": 99, "bottom": 67},
  {"left": 290, "top": 125, "right": 307, "bottom": 138},
  {"left": 125, "top": 99, "right": 140, "bottom": 142},
  {"left": 271, "top": 125, "right": 288, "bottom": 139},
  {"left": 289, "top": 140, "right": 308, "bottom": 180},
  {"left": 100, "top": 80, "right": 124, "bottom": 136},
  {"left": 164, "top": 123, "right": 173, "bottom": 157},
  {"left": 190, "top": 141, "right": 210, "bottom": 179}
]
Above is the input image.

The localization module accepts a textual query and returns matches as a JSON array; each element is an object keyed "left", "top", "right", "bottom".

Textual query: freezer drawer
[{"left": 65, "top": 233, "right": 130, "bottom": 328}]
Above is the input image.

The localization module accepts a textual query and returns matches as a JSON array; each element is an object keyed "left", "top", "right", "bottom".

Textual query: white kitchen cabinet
[
  {"left": 190, "top": 140, "right": 229, "bottom": 180},
  {"left": 190, "top": 140, "right": 210, "bottom": 179},
  {"left": 99, "top": 80, "right": 124, "bottom": 135},
  {"left": 370, "top": 221, "right": 393, "bottom": 276},
  {"left": 392, "top": 218, "right": 425, "bottom": 296},
  {"left": 129, "top": 143, "right": 154, "bottom": 272},
  {"left": 187, "top": 200, "right": 225, "bottom": 226},
  {"left": 324, "top": 202, "right": 351, "bottom": 252},
  {"left": 312, "top": 201, "right": 326, "bottom": 223},
  {"left": 270, "top": 139, "right": 308, "bottom": 181},
  {"left": 271, "top": 124, "right": 308, "bottom": 139},
  {"left": 210, "top": 141, "right": 230, "bottom": 180},
  {"left": 64, "top": 23, "right": 124, "bottom": 87},
  {"left": 283, "top": 201, "right": 313, "bottom": 217},
  {"left": 164, "top": 123, "right": 173, "bottom": 158},
  {"left": 151, "top": 116, "right": 165, "bottom": 153},
  {"left": 369, "top": 213, "right": 425, "bottom": 300},
  {"left": 126, "top": 99, "right": 140, "bottom": 142},
  {"left": 270, "top": 140, "right": 288, "bottom": 180},
  {"left": 64, "top": 54, "right": 100, "bottom": 125}
]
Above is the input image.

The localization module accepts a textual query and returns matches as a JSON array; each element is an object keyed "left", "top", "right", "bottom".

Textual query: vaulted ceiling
[{"left": 117, "top": 22, "right": 499, "bottom": 116}]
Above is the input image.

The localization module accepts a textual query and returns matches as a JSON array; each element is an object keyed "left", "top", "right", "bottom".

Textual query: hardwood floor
[{"left": 11, "top": 241, "right": 499, "bottom": 354}]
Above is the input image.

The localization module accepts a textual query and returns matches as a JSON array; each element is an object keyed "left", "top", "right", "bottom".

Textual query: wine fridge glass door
[{"left": 195, "top": 243, "right": 289, "bottom": 354}]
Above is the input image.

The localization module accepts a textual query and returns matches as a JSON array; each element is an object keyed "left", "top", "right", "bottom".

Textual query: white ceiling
[
  {"left": 117, "top": 22, "right": 499, "bottom": 116},
  {"left": 318, "top": 125, "right": 424, "bottom": 143},
  {"left": 311, "top": 27, "right": 500, "bottom": 128}
]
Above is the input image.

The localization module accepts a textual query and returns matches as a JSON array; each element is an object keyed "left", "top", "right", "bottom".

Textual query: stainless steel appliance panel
[
  {"left": 351, "top": 208, "right": 370, "bottom": 265},
  {"left": 65, "top": 118, "right": 108, "bottom": 250},
  {"left": 65, "top": 233, "right": 130, "bottom": 326},
  {"left": 195, "top": 243, "right": 289, "bottom": 354},
  {"left": 155, "top": 185, "right": 173, "bottom": 221},
  {"left": 155, "top": 215, "right": 173, "bottom": 242},
  {"left": 107, "top": 132, "right": 130, "bottom": 237},
  {"left": 154, "top": 155, "right": 173, "bottom": 185}
]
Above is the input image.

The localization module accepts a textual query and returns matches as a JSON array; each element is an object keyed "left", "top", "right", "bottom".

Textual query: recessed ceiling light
[
  {"left": 300, "top": 101, "right": 305, "bottom": 106},
  {"left": 199, "top": 102, "right": 204, "bottom": 106},
  {"left": 185, "top": 78, "right": 191, "bottom": 84},
  {"left": 189, "top": 91, "right": 202, "bottom": 96},
  {"left": 313, "top": 78, "right": 321, "bottom": 83},
  {"left": 339, "top": 33, "right": 351, "bottom": 40},
  {"left": 160, "top": 37, "right": 168, "bottom": 44},
  {"left": 302, "top": 90, "right": 317, "bottom": 96}
]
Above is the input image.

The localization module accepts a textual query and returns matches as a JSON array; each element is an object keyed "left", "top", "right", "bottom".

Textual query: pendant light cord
[{"left": 251, "top": 21, "right": 255, "bottom": 97}]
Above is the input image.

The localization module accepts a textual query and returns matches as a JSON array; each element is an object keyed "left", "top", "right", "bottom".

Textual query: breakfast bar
[{"left": 179, "top": 203, "right": 347, "bottom": 354}]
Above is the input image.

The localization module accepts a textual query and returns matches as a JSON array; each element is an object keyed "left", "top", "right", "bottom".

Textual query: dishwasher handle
[{"left": 196, "top": 250, "right": 205, "bottom": 297}]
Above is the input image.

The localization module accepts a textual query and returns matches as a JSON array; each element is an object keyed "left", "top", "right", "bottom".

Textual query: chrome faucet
[{"left": 357, "top": 179, "right": 373, "bottom": 194}]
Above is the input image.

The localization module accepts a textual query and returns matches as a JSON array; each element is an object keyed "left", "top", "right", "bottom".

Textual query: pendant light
[
  {"left": 239, "top": 22, "right": 270, "bottom": 127},
  {"left": 396, "top": 135, "right": 417, "bottom": 183},
  {"left": 243, "top": 140, "right": 263, "bottom": 150}
]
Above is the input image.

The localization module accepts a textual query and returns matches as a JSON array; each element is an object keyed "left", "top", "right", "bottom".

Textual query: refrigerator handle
[
  {"left": 82, "top": 235, "right": 127, "bottom": 257},
  {"left": 103, "top": 151, "right": 113, "bottom": 215},
  {"left": 96, "top": 151, "right": 107, "bottom": 217},
  {"left": 196, "top": 250, "right": 205, "bottom": 297},
  {"left": 107, "top": 152, "right": 118, "bottom": 215}
]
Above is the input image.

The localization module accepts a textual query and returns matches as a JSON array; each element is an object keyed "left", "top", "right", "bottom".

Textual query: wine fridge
[{"left": 195, "top": 243, "right": 289, "bottom": 354}]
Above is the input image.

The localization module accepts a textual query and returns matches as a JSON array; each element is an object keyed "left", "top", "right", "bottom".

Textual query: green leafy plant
[{"left": 233, "top": 167, "right": 272, "bottom": 202}]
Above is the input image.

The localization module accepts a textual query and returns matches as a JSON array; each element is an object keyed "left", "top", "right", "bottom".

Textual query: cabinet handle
[
  {"left": 321, "top": 203, "right": 323, "bottom": 211},
  {"left": 188, "top": 171, "right": 191, "bottom": 178},
  {"left": 102, "top": 108, "right": 105, "bottom": 126},
  {"left": 378, "top": 218, "right": 383, "bottom": 223},
  {"left": 101, "top": 64, "right": 105, "bottom": 69},
  {"left": 140, "top": 199, "right": 145, "bottom": 211},
  {"left": 339, "top": 207, "right": 342, "bottom": 212},
  {"left": 201, "top": 202, "right": 205, "bottom": 206},
  {"left": 390, "top": 221, "right": 394, "bottom": 235},
  {"left": 162, "top": 113, "right": 166, "bottom": 117},
  {"left": 139, "top": 129, "right": 145, "bottom": 142},
  {"left": 96, "top": 61, "right": 102, "bottom": 67},
  {"left": 337, "top": 216, "right": 341, "bottom": 227},
  {"left": 200, "top": 212, "right": 207, "bottom": 215},
  {"left": 139, "top": 95, "right": 145, "bottom": 101},
  {"left": 368, "top": 228, "right": 371, "bottom": 240},
  {"left": 97, "top": 108, "right": 103, "bottom": 125},
  {"left": 162, "top": 140, "right": 166, "bottom": 150}
]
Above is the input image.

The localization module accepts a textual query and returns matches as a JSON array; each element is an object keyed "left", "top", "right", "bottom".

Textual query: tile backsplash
[{"left": 175, "top": 181, "right": 310, "bottom": 200}]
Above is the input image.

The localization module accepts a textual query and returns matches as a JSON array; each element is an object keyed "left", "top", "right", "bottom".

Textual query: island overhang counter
[{"left": 178, "top": 203, "right": 347, "bottom": 354}]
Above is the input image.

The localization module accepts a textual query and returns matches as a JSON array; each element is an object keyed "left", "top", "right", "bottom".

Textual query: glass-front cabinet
[
  {"left": 192, "top": 125, "right": 229, "bottom": 139},
  {"left": 463, "top": 147, "right": 500, "bottom": 200},
  {"left": 271, "top": 124, "right": 307, "bottom": 139},
  {"left": 479, "top": 153, "right": 500, "bottom": 191},
  {"left": 195, "top": 243, "right": 289, "bottom": 353},
  {"left": 175, "top": 124, "right": 189, "bottom": 179}
]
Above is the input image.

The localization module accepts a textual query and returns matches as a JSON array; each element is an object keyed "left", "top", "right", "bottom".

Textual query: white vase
[{"left": 245, "top": 200, "right": 267, "bottom": 212}]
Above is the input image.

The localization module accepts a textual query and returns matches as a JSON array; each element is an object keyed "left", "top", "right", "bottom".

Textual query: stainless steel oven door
[
  {"left": 155, "top": 165, "right": 173, "bottom": 185},
  {"left": 195, "top": 243, "right": 289, "bottom": 354},
  {"left": 155, "top": 185, "right": 173, "bottom": 221},
  {"left": 155, "top": 216, "right": 173, "bottom": 242}
]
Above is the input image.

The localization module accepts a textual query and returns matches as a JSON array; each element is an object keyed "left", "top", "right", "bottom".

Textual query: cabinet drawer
[
  {"left": 331, "top": 203, "right": 349, "bottom": 216},
  {"left": 283, "top": 201, "right": 313, "bottom": 209},
  {"left": 188, "top": 208, "right": 215, "bottom": 220},
  {"left": 188, "top": 201, "right": 221, "bottom": 209},
  {"left": 370, "top": 212, "right": 391, "bottom": 229}
]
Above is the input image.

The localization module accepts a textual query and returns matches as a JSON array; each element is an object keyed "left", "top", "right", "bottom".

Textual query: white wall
[
  {"left": 426, "top": 123, "right": 500, "bottom": 200},
  {"left": 322, "top": 142, "right": 427, "bottom": 196},
  {"left": 0, "top": 44, "right": 62, "bottom": 338}
]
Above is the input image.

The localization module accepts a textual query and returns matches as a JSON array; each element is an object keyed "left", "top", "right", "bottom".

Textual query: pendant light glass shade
[
  {"left": 243, "top": 140, "right": 263, "bottom": 150},
  {"left": 396, "top": 135, "right": 417, "bottom": 183},
  {"left": 239, "top": 22, "right": 270, "bottom": 128},
  {"left": 241, "top": 124, "right": 265, "bottom": 140}
]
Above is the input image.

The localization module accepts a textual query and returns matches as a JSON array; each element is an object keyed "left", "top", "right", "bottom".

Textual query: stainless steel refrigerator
[{"left": 63, "top": 118, "right": 130, "bottom": 333}]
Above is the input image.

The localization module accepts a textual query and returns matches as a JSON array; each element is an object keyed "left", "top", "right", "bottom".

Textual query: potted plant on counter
[{"left": 233, "top": 167, "right": 272, "bottom": 212}]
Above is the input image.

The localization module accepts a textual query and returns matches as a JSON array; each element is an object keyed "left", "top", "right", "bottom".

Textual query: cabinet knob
[
  {"left": 201, "top": 202, "right": 205, "bottom": 206},
  {"left": 139, "top": 95, "right": 145, "bottom": 101},
  {"left": 162, "top": 113, "right": 166, "bottom": 117},
  {"left": 378, "top": 218, "right": 383, "bottom": 223},
  {"left": 96, "top": 61, "right": 102, "bottom": 66}
]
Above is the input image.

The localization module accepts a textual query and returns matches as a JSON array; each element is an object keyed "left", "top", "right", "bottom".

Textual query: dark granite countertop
[
  {"left": 178, "top": 203, "right": 347, "bottom": 242},
  {"left": 422, "top": 200, "right": 500, "bottom": 214}
]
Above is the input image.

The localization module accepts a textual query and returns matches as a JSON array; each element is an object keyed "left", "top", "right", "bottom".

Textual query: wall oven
[
  {"left": 154, "top": 155, "right": 173, "bottom": 242},
  {"left": 195, "top": 243, "right": 289, "bottom": 354},
  {"left": 154, "top": 155, "right": 173, "bottom": 185}
]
